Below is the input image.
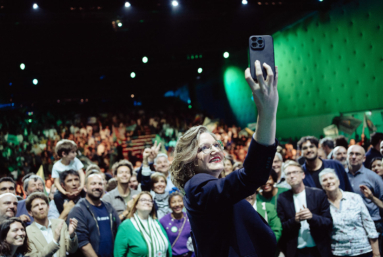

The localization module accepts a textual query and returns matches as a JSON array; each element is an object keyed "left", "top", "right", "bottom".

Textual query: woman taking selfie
[
  {"left": 160, "top": 192, "right": 194, "bottom": 257},
  {"left": 114, "top": 192, "right": 172, "bottom": 257},
  {"left": 170, "top": 61, "right": 279, "bottom": 257},
  {"left": 0, "top": 218, "right": 30, "bottom": 257}
]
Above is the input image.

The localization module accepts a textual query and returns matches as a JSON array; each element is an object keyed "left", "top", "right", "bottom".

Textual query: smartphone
[{"left": 248, "top": 35, "right": 275, "bottom": 82}]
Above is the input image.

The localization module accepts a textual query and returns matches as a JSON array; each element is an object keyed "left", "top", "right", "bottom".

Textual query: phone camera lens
[
  {"left": 251, "top": 37, "right": 257, "bottom": 42},
  {"left": 257, "top": 40, "right": 263, "bottom": 44},
  {"left": 252, "top": 42, "right": 258, "bottom": 48}
]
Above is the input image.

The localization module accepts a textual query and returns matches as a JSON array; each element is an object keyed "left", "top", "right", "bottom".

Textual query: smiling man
[
  {"left": 297, "top": 136, "right": 353, "bottom": 192},
  {"left": 0, "top": 193, "right": 18, "bottom": 223}
]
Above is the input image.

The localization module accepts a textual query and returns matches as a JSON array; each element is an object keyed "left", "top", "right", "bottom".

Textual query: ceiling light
[
  {"left": 172, "top": 1, "right": 179, "bottom": 7},
  {"left": 125, "top": 2, "right": 131, "bottom": 7}
]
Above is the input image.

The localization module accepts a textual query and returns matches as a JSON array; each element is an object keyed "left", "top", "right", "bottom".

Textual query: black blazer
[
  {"left": 277, "top": 186, "right": 333, "bottom": 257},
  {"left": 184, "top": 138, "right": 278, "bottom": 257}
]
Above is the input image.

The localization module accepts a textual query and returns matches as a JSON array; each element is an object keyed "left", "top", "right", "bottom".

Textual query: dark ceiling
[{"left": 0, "top": 0, "right": 337, "bottom": 105}]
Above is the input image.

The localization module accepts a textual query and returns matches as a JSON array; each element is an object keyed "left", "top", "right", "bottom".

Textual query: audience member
[
  {"left": 257, "top": 169, "right": 289, "bottom": 209},
  {"left": 25, "top": 192, "right": 78, "bottom": 257},
  {"left": 67, "top": 174, "right": 120, "bottom": 257},
  {"left": 48, "top": 170, "right": 84, "bottom": 220},
  {"left": 319, "top": 137, "right": 334, "bottom": 159},
  {"left": 0, "top": 193, "right": 18, "bottom": 223},
  {"left": 277, "top": 160, "right": 333, "bottom": 257},
  {"left": 142, "top": 172, "right": 171, "bottom": 219},
  {"left": 52, "top": 140, "right": 85, "bottom": 219},
  {"left": 380, "top": 140, "right": 383, "bottom": 155},
  {"left": 0, "top": 217, "right": 30, "bottom": 257},
  {"left": 370, "top": 157, "right": 383, "bottom": 177},
  {"left": 319, "top": 168, "right": 380, "bottom": 257},
  {"left": 332, "top": 146, "right": 348, "bottom": 169},
  {"left": 245, "top": 191, "right": 282, "bottom": 243},
  {"left": 160, "top": 192, "right": 194, "bottom": 257},
  {"left": 298, "top": 136, "right": 353, "bottom": 191},
  {"left": 272, "top": 153, "right": 285, "bottom": 185},
  {"left": 0, "top": 177, "right": 16, "bottom": 195},
  {"left": 102, "top": 160, "right": 139, "bottom": 220},
  {"left": 16, "top": 175, "right": 45, "bottom": 226},
  {"left": 346, "top": 145, "right": 383, "bottom": 251},
  {"left": 105, "top": 178, "right": 118, "bottom": 192},
  {"left": 334, "top": 135, "right": 349, "bottom": 149},
  {"left": 114, "top": 192, "right": 171, "bottom": 257},
  {"left": 128, "top": 174, "right": 140, "bottom": 191},
  {"left": 365, "top": 133, "right": 383, "bottom": 167},
  {"left": 222, "top": 155, "right": 235, "bottom": 177}
]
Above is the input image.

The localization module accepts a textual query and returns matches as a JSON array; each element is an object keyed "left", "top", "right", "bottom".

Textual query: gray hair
[
  {"left": 154, "top": 153, "right": 169, "bottom": 165},
  {"left": 318, "top": 168, "right": 339, "bottom": 186},
  {"left": 23, "top": 175, "right": 45, "bottom": 193},
  {"left": 275, "top": 152, "right": 283, "bottom": 162}
]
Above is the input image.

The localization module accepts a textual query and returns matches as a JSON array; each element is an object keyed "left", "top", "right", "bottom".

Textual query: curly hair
[
  {"left": 0, "top": 218, "right": 31, "bottom": 256},
  {"left": 170, "top": 125, "right": 217, "bottom": 189},
  {"left": 111, "top": 160, "right": 134, "bottom": 176}
]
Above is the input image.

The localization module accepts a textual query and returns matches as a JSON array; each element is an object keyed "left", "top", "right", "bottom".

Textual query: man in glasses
[
  {"left": 297, "top": 136, "right": 353, "bottom": 192},
  {"left": 277, "top": 160, "right": 332, "bottom": 257}
]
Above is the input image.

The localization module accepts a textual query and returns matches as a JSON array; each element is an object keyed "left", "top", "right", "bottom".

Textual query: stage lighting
[
  {"left": 20, "top": 63, "right": 25, "bottom": 70},
  {"left": 242, "top": 0, "right": 248, "bottom": 4},
  {"left": 142, "top": 56, "right": 148, "bottom": 63},
  {"left": 125, "top": 2, "right": 131, "bottom": 7},
  {"left": 33, "top": 79, "right": 38, "bottom": 85},
  {"left": 130, "top": 72, "right": 136, "bottom": 78},
  {"left": 172, "top": 1, "right": 179, "bottom": 7},
  {"left": 188, "top": 105, "right": 192, "bottom": 109},
  {"left": 223, "top": 52, "right": 230, "bottom": 58},
  {"left": 198, "top": 68, "right": 203, "bottom": 74},
  {"left": 131, "top": 94, "right": 134, "bottom": 98},
  {"left": 118, "top": 22, "right": 122, "bottom": 27},
  {"left": 33, "top": 3, "right": 38, "bottom": 9}
]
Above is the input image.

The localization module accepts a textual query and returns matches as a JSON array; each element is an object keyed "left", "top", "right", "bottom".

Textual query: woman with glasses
[
  {"left": 170, "top": 61, "right": 279, "bottom": 256},
  {"left": 114, "top": 192, "right": 172, "bottom": 257}
]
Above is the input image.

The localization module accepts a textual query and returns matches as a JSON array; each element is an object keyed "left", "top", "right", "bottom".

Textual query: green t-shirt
[{"left": 256, "top": 187, "right": 289, "bottom": 209}]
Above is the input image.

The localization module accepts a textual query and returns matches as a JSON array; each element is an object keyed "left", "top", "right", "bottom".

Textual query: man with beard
[
  {"left": 0, "top": 193, "right": 18, "bottom": 223},
  {"left": 297, "top": 136, "right": 353, "bottom": 191},
  {"left": 332, "top": 146, "right": 348, "bottom": 169},
  {"left": 16, "top": 174, "right": 45, "bottom": 225},
  {"left": 26, "top": 192, "right": 78, "bottom": 257},
  {"left": 67, "top": 174, "right": 120, "bottom": 257}
]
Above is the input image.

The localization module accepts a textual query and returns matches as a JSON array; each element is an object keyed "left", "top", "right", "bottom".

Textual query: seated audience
[
  {"left": 298, "top": 136, "right": 353, "bottom": 192},
  {"left": 0, "top": 217, "right": 31, "bottom": 257},
  {"left": 222, "top": 155, "right": 235, "bottom": 177},
  {"left": 245, "top": 191, "right": 282, "bottom": 243},
  {"left": 370, "top": 157, "right": 383, "bottom": 177},
  {"left": 67, "top": 174, "right": 120, "bottom": 257},
  {"left": 25, "top": 192, "right": 78, "bottom": 257},
  {"left": 48, "top": 169, "right": 84, "bottom": 220},
  {"left": 16, "top": 175, "right": 45, "bottom": 226},
  {"left": 160, "top": 192, "right": 194, "bottom": 257},
  {"left": 52, "top": 140, "right": 85, "bottom": 216},
  {"left": 257, "top": 169, "right": 289, "bottom": 209},
  {"left": 277, "top": 160, "right": 333, "bottom": 257},
  {"left": 102, "top": 160, "right": 139, "bottom": 221},
  {"left": 365, "top": 132, "right": 383, "bottom": 167},
  {"left": 114, "top": 192, "right": 171, "bottom": 257},
  {"left": 319, "top": 168, "right": 380, "bottom": 257},
  {"left": 332, "top": 146, "right": 348, "bottom": 169},
  {"left": 0, "top": 193, "right": 18, "bottom": 223},
  {"left": 142, "top": 172, "right": 171, "bottom": 219}
]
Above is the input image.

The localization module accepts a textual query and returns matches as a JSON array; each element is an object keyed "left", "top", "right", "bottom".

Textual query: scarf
[
  {"left": 154, "top": 192, "right": 171, "bottom": 220},
  {"left": 131, "top": 213, "right": 169, "bottom": 257}
]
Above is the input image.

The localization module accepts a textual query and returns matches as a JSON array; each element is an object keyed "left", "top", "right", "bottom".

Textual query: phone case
[{"left": 248, "top": 35, "right": 275, "bottom": 81}]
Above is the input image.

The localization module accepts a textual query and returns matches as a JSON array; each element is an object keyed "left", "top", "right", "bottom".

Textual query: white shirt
[
  {"left": 293, "top": 189, "right": 316, "bottom": 249},
  {"left": 35, "top": 220, "right": 58, "bottom": 257},
  {"left": 51, "top": 157, "right": 84, "bottom": 178}
]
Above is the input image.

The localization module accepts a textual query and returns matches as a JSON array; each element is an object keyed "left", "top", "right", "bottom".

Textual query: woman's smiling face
[{"left": 195, "top": 133, "right": 224, "bottom": 177}]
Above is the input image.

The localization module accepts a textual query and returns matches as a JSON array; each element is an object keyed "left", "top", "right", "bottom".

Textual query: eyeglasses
[
  {"left": 285, "top": 170, "right": 302, "bottom": 177},
  {"left": 139, "top": 199, "right": 154, "bottom": 204},
  {"left": 198, "top": 141, "right": 224, "bottom": 154}
]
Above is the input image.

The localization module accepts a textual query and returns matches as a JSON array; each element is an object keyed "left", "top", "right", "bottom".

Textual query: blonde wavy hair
[{"left": 170, "top": 125, "right": 217, "bottom": 189}]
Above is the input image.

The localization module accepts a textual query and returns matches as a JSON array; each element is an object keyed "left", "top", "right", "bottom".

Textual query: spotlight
[
  {"left": 33, "top": 3, "right": 38, "bottom": 9},
  {"left": 188, "top": 105, "right": 192, "bottom": 109},
  {"left": 130, "top": 72, "right": 136, "bottom": 78},
  {"left": 242, "top": 0, "right": 248, "bottom": 4},
  {"left": 131, "top": 94, "right": 134, "bottom": 98},
  {"left": 20, "top": 63, "right": 25, "bottom": 70},
  {"left": 172, "top": 1, "right": 179, "bottom": 7},
  {"left": 142, "top": 56, "right": 148, "bottom": 63},
  {"left": 125, "top": 2, "right": 131, "bottom": 7},
  {"left": 117, "top": 22, "right": 122, "bottom": 27},
  {"left": 32, "top": 79, "right": 38, "bottom": 85},
  {"left": 198, "top": 68, "right": 203, "bottom": 74},
  {"left": 223, "top": 52, "right": 230, "bottom": 58}
]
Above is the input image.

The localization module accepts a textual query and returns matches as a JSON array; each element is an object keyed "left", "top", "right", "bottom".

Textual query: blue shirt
[
  {"left": 16, "top": 199, "right": 33, "bottom": 226},
  {"left": 346, "top": 165, "right": 383, "bottom": 221},
  {"left": 91, "top": 202, "right": 113, "bottom": 257}
]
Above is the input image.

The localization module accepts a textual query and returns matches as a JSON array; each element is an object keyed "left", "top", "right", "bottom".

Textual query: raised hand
[
  {"left": 149, "top": 141, "right": 161, "bottom": 162},
  {"left": 54, "top": 220, "right": 65, "bottom": 242},
  {"left": 68, "top": 218, "right": 78, "bottom": 237},
  {"left": 360, "top": 185, "right": 373, "bottom": 199},
  {"left": 143, "top": 148, "right": 152, "bottom": 166},
  {"left": 19, "top": 214, "right": 31, "bottom": 223}
]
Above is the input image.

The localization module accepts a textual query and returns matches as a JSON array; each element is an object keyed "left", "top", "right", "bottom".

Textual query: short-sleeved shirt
[
  {"left": 51, "top": 157, "right": 84, "bottom": 178},
  {"left": 91, "top": 203, "right": 113, "bottom": 257}
]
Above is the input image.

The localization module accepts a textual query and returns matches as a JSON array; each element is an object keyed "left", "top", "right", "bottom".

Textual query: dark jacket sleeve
[
  {"left": 140, "top": 174, "right": 152, "bottom": 192},
  {"left": 136, "top": 162, "right": 155, "bottom": 183},
  {"left": 307, "top": 190, "right": 333, "bottom": 230},
  {"left": 336, "top": 162, "right": 354, "bottom": 192},
  {"left": 277, "top": 193, "right": 301, "bottom": 235},
  {"left": 185, "top": 138, "right": 277, "bottom": 211},
  {"left": 112, "top": 206, "right": 121, "bottom": 236},
  {"left": 67, "top": 206, "right": 90, "bottom": 249}
]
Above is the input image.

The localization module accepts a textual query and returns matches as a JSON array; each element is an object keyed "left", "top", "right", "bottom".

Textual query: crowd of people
[{"left": 1, "top": 105, "right": 383, "bottom": 256}]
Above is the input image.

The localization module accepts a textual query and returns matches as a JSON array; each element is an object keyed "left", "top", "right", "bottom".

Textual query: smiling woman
[{"left": 0, "top": 217, "right": 31, "bottom": 257}]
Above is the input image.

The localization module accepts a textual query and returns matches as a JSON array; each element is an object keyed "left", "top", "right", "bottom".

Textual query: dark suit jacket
[
  {"left": 277, "top": 186, "right": 333, "bottom": 257},
  {"left": 184, "top": 138, "right": 278, "bottom": 257}
]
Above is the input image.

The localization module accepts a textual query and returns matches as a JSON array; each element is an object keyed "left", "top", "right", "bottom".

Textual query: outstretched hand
[{"left": 245, "top": 60, "right": 278, "bottom": 117}]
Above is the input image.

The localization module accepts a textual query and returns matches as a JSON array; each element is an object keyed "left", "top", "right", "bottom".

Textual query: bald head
[{"left": 347, "top": 145, "right": 366, "bottom": 170}]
